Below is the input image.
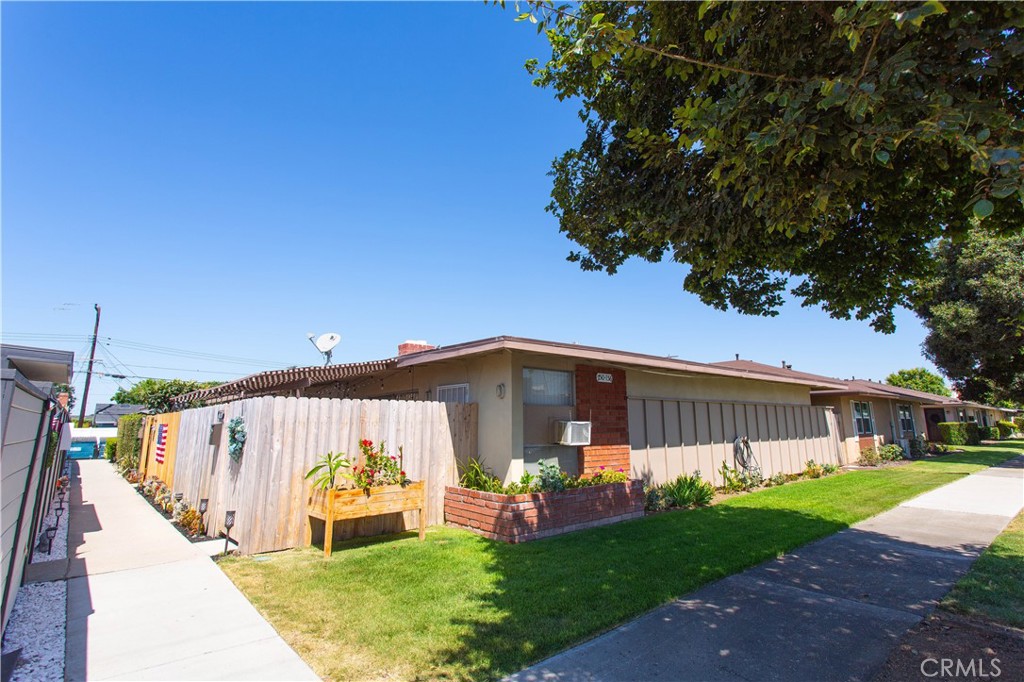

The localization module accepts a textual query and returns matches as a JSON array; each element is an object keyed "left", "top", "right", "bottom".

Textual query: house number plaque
[{"left": 596, "top": 373, "right": 613, "bottom": 383}]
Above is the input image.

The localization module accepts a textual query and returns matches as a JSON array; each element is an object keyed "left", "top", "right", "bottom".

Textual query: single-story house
[
  {"left": 712, "top": 358, "right": 1012, "bottom": 461},
  {"left": 176, "top": 337, "right": 849, "bottom": 486},
  {"left": 91, "top": 403, "right": 146, "bottom": 428}
]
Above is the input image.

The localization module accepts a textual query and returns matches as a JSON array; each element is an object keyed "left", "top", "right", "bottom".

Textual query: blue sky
[{"left": 2, "top": 2, "right": 941, "bottom": 414}]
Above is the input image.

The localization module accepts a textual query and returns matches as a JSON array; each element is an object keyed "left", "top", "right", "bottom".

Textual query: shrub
[
  {"left": 937, "top": 421, "right": 981, "bottom": 446},
  {"left": 858, "top": 448, "right": 881, "bottom": 466},
  {"left": 822, "top": 462, "right": 839, "bottom": 475},
  {"left": 927, "top": 441, "right": 950, "bottom": 454},
  {"left": 458, "top": 458, "right": 505, "bottom": 493},
  {"left": 805, "top": 460, "right": 824, "bottom": 478},
  {"left": 1014, "top": 416, "right": 1023, "bottom": 431},
  {"left": 644, "top": 486, "right": 668, "bottom": 512},
  {"left": 660, "top": 473, "right": 715, "bottom": 508},
  {"left": 996, "top": 421, "right": 1016, "bottom": 439},
  {"left": 766, "top": 472, "right": 787, "bottom": 487},
  {"left": 981, "top": 426, "right": 1001, "bottom": 441},
  {"left": 116, "top": 413, "right": 145, "bottom": 471},
  {"left": 178, "top": 507, "right": 205, "bottom": 536},
  {"left": 535, "top": 460, "right": 566, "bottom": 493},
  {"left": 909, "top": 437, "right": 927, "bottom": 459},
  {"left": 104, "top": 438, "right": 118, "bottom": 461},
  {"left": 718, "top": 462, "right": 763, "bottom": 492},
  {"left": 879, "top": 444, "right": 906, "bottom": 462}
]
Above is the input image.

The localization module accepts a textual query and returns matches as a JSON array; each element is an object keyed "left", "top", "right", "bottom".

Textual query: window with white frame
[
  {"left": 436, "top": 383, "right": 469, "bottom": 403},
  {"left": 852, "top": 401, "right": 874, "bottom": 435},
  {"left": 522, "top": 368, "right": 573, "bottom": 405},
  {"left": 897, "top": 404, "right": 915, "bottom": 434}
]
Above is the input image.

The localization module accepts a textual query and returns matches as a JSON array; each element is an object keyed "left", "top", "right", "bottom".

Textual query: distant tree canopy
[
  {"left": 885, "top": 367, "right": 951, "bottom": 397},
  {"left": 514, "top": 1, "right": 1023, "bottom": 332},
  {"left": 111, "top": 378, "right": 221, "bottom": 413},
  {"left": 54, "top": 383, "right": 76, "bottom": 410},
  {"left": 915, "top": 228, "right": 1024, "bottom": 405}
]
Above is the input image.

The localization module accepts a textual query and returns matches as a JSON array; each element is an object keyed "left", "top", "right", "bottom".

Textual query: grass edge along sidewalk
[
  {"left": 219, "top": 441, "right": 1023, "bottom": 681},
  {"left": 942, "top": 507, "right": 1024, "bottom": 628}
]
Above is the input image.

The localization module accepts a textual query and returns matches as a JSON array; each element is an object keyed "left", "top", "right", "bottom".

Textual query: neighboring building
[
  {"left": 91, "top": 403, "right": 146, "bottom": 428},
  {"left": 177, "top": 337, "right": 848, "bottom": 486},
  {"left": 712, "top": 358, "right": 1012, "bottom": 461},
  {"left": 1, "top": 344, "right": 73, "bottom": 634}
]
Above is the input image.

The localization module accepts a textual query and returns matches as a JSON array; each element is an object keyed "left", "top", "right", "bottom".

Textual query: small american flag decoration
[{"left": 155, "top": 424, "right": 168, "bottom": 464}]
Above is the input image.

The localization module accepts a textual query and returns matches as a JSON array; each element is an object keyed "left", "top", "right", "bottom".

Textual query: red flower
[
  {"left": 400, "top": 471, "right": 406, "bottom": 476},
  {"left": 361, "top": 439, "right": 372, "bottom": 448}
]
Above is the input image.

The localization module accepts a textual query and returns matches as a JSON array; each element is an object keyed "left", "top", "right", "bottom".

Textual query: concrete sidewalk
[
  {"left": 510, "top": 455, "right": 1024, "bottom": 682},
  {"left": 64, "top": 460, "right": 318, "bottom": 681}
]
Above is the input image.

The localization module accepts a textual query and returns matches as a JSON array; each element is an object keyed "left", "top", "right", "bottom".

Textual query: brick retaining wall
[{"left": 444, "top": 480, "right": 645, "bottom": 543}]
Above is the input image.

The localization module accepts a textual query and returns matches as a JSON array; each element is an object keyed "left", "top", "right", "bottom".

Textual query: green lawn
[
  {"left": 942, "top": 507, "right": 1024, "bottom": 628},
  {"left": 219, "top": 441, "right": 1023, "bottom": 681}
]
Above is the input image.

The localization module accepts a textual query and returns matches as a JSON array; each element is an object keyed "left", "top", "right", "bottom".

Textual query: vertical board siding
[
  {"left": 629, "top": 398, "right": 841, "bottom": 486},
  {"left": 146, "top": 397, "right": 477, "bottom": 554}
]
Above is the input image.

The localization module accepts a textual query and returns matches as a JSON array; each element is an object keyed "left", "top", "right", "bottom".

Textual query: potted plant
[{"left": 304, "top": 440, "right": 425, "bottom": 557}]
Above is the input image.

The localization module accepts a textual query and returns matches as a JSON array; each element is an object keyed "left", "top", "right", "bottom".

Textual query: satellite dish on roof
[
  {"left": 315, "top": 333, "right": 341, "bottom": 353},
  {"left": 306, "top": 332, "right": 341, "bottom": 366}
]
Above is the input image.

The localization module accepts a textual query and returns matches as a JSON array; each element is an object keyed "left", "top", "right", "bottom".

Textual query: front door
[{"left": 924, "top": 408, "right": 945, "bottom": 441}]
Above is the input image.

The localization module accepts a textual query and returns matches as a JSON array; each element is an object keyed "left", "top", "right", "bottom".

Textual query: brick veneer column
[{"left": 574, "top": 366, "right": 631, "bottom": 475}]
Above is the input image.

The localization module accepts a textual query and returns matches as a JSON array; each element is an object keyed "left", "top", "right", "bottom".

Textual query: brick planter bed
[{"left": 444, "top": 480, "right": 645, "bottom": 543}]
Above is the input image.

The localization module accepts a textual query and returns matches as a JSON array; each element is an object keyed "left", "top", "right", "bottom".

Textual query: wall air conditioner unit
[{"left": 553, "top": 420, "right": 592, "bottom": 446}]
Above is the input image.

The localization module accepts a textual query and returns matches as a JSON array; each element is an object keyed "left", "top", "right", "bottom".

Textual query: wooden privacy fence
[
  {"left": 140, "top": 396, "right": 477, "bottom": 554},
  {"left": 139, "top": 412, "right": 182, "bottom": 487},
  {"left": 628, "top": 399, "right": 842, "bottom": 486}
]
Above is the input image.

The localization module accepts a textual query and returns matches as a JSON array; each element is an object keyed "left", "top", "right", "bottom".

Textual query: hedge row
[
  {"left": 116, "top": 413, "right": 145, "bottom": 470},
  {"left": 937, "top": 421, "right": 982, "bottom": 446},
  {"left": 996, "top": 421, "right": 1017, "bottom": 439}
]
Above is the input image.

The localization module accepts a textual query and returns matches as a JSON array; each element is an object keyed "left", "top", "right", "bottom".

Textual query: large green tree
[
  {"left": 514, "top": 1, "right": 1023, "bottom": 332},
  {"left": 914, "top": 228, "right": 1024, "bottom": 404},
  {"left": 111, "top": 378, "right": 221, "bottom": 413},
  {"left": 885, "top": 367, "right": 951, "bottom": 397}
]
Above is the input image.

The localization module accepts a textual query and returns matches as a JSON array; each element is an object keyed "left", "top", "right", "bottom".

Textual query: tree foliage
[
  {"left": 54, "top": 382, "right": 76, "bottom": 409},
  {"left": 915, "top": 228, "right": 1024, "bottom": 404},
  {"left": 513, "top": 1, "right": 1023, "bottom": 332},
  {"left": 111, "top": 378, "right": 221, "bottom": 413},
  {"left": 885, "top": 367, "right": 951, "bottom": 397}
]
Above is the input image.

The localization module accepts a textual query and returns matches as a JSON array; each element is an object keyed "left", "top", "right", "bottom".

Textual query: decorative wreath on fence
[{"left": 227, "top": 416, "right": 246, "bottom": 461}]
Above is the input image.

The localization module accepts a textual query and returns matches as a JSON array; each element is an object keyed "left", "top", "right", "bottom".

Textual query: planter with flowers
[
  {"left": 445, "top": 459, "right": 644, "bottom": 543},
  {"left": 304, "top": 439, "right": 425, "bottom": 557}
]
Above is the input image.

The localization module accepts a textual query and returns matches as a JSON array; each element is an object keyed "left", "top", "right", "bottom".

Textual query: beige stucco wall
[
  {"left": 626, "top": 371, "right": 812, "bottom": 405},
  {"left": 811, "top": 394, "right": 931, "bottom": 463},
  {"left": 352, "top": 351, "right": 515, "bottom": 480}
]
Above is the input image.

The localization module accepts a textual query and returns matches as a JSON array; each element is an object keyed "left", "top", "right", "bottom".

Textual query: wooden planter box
[
  {"left": 306, "top": 481, "right": 425, "bottom": 557},
  {"left": 445, "top": 480, "right": 645, "bottom": 543}
]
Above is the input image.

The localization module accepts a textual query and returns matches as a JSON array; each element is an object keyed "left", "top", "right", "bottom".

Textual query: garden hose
[{"left": 733, "top": 436, "right": 762, "bottom": 478}]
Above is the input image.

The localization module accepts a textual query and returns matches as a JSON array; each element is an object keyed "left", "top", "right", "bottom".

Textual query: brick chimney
[
  {"left": 57, "top": 392, "right": 70, "bottom": 410},
  {"left": 398, "top": 340, "right": 437, "bottom": 356}
]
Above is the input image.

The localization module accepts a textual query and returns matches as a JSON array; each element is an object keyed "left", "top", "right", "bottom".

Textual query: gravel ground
[
  {"left": 1, "top": 581, "right": 66, "bottom": 682},
  {"left": 1, "top": 487, "right": 71, "bottom": 682}
]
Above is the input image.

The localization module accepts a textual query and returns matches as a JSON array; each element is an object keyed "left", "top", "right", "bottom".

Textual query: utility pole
[{"left": 77, "top": 304, "right": 101, "bottom": 427}]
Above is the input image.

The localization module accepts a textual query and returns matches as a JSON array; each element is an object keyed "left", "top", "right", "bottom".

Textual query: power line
[{"left": 3, "top": 332, "right": 291, "bottom": 368}]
